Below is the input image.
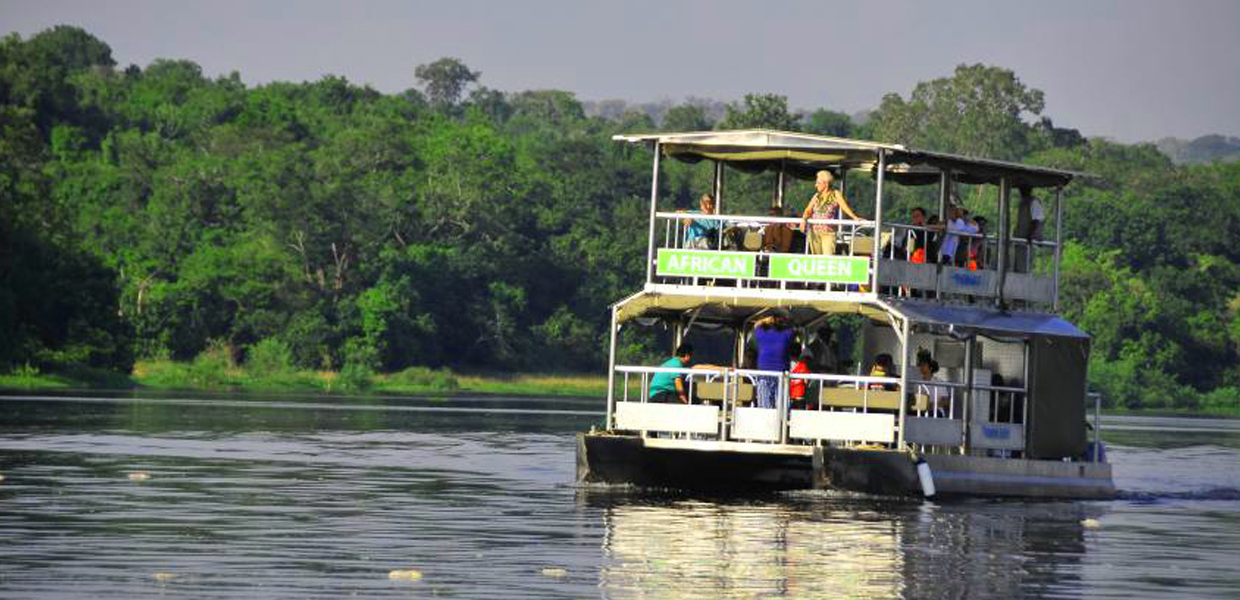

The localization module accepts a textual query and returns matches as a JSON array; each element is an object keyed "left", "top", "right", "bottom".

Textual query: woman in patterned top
[{"left": 800, "top": 170, "right": 862, "bottom": 255}]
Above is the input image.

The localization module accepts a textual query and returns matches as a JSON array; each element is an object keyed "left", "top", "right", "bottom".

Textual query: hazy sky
[{"left": 3, "top": 0, "right": 1238, "bottom": 142}]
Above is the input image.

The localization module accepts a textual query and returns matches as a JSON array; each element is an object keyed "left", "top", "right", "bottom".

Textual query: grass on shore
[
  {"left": 2, "top": 361, "right": 1236, "bottom": 416},
  {"left": 112, "top": 360, "right": 608, "bottom": 397}
]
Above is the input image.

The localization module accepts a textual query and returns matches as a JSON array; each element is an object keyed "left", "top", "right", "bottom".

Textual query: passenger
[
  {"left": 967, "top": 216, "right": 987, "bottom": 270},
  {"left": 808, "top": 325, "right": 840, "bottom": 376},
  {"left": 1013, "top": 186, "right": 1045, "bottom": 272},
  {"left": 925, "top": 214, "right": 942, "bottom": 262},
  {"left": 648, "top": 343, "right": 725, "bottom": 404},
  {"left": 800, "top": 170, "right": 862, "bottom": 255},
  {"left": 937, "top": 205, "right": 978, "bottom": 267},
  {"left": 789, "top": 349, "right": 814, "bottom": 410},
  {"left": 867, "top": 353, "right": 898, "bottom": 391},
  {"left": 682, "top": 193, "right": 721, "bottom": 250},
  {"left": 753, "top": 313, "right": 796, "bottom": 409},
  {"left": 761, "top": 206, "right": 794, "bottom": 253},
  {"left": 892, "top": 206, "right": 930, "bottom": 262},
  {"left": 915, "top": 349, "right": 950, "bottom": 417}
]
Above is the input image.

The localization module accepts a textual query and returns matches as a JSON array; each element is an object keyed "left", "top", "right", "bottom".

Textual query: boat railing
[
  {"left": 878, "top": 220, "right": 1059, "bottom": 307},
  {"left": 648, "top": 212, "right": 878, "bottom": 294},
  {"left": 643, "top": 211, "right": 1060, "bottom": 308},
  {"left": 609, "top": 364, "right": 1054, "bottom": 457},
  {"left": 610, "top": 365, "right": 908, "bottom": 447}
]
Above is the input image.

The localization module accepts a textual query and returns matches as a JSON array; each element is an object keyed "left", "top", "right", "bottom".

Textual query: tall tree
[
  {"left": 414, "top": 57, "right": 479, "bottom": 107},
  {"left": 870, "top": 64, "right": 1044, "bottom": 160},
  {"left": 717, "top": 93, "right": 798, "bottom": 130}
]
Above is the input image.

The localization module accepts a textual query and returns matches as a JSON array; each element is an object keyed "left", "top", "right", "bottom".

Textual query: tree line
[{"left": 1, "top": 26, "right": 1237, "bottom": 409}]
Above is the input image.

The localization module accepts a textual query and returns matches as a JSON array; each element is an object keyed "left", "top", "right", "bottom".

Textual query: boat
[{"left": 576, "top": 129, "right": 1115, "bottom": 499}]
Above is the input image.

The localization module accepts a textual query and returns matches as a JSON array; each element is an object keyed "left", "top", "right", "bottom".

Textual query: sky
[{"left": 2, "top": 0, "right": 1238, "bottom": 142}]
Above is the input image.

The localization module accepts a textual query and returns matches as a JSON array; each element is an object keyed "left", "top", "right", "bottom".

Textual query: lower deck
[{"left": 578, "top": 433, "right": 1116, "bottom": 499}]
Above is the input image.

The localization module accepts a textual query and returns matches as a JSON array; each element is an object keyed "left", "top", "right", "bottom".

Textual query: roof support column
[
  {"left": 962, "top": 335, "right": 975, "bottom": 454},
  {"left": 605, "top": 306, "right": 619, "bottom": 430},
  {"left": 897, "top": 316, "right": 910, "bottom": 447},
  {"left": 645, "top": 143, "right": 662, "bottom": 284},
  {"left": 776, "top": 161, "right": 786, "bottom": 209},
  {"left": 995, "top": 177, "right": 1010, "bottom": 306},
  {"left": 1053, "top": 186, "right": 1064, "bottom": 311},
  {"left": 713, "top": 160, "right": 724, "bottom": 212},
  {"left": 873, "top": 150, "right": 886, "bottom": 294},
  {"left": 938, "top": 171, "right": 951, "bottom": 224}
]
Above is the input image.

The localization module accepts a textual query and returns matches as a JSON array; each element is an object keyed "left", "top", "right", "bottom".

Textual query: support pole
[
  {"left": 605, "top": 307, "right": 619, "bottom": 430},
  {"left": 897, "top": 317, "right": 910, "bottom": 447},
  {"left": 713, "top": 160, "right": 724, "bottom": 214},
  {"left": 776, "top": 162, "right": 786, "bottom": 209},
  {"left": 962, "top": 336, "right": 974, "bottom": 454},
  {"left": 938, "top": 171, "right": 951, "bottom": 223},
  {"left": 645, "top": 143, "right": 662, "bottom": 284},
  {"left": 995, "top": 178, "right": 1010, "bottom": 306},
  {"left": 1053, "top": 186, "right": 1064, "bottom": 311},
  {"left": 936, "top": 171, "right": 951, "bottom": 299},
  {"left": 873, "top": 150, "right": 886, "bottom": 293}
]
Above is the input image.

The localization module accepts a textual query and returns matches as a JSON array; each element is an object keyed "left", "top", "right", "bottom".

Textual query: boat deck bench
[
  {"left": 695, "top": 381, "right": 755, "bottom": 404},
  {"left": 817, "top": 388, "right": 927, "bottom": 412}
]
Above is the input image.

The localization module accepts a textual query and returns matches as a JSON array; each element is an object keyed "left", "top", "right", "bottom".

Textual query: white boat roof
[
  {"left": 614, "top": 129, "right": 1086, "bottom": 189},
  {"left": 614, "top": 290, "right": 1088, "bottom": 339}
]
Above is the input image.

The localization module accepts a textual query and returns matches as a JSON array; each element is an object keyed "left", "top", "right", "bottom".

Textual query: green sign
[
  {"left": 769, "top": 254, "right": 869, "bottom": 284},
  {"left": 657, "top": 249, "right": 756, "bottom": 278}
]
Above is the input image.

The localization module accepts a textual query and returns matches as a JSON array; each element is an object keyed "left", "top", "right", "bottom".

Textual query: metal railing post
[
  {"left": 995, "top": 177, "right": 1010, "bottom": 305},
  {"left": 605, "top": 307, "right": 619, "bottom": 430},
  {"left": 897, "top": 317, "right": 910, "bottom": 447},
  {"left": 1053, "top": 186, "right": 1064, "bottom": 311},
  {"left": 645, "top": 143, "right": 662, "bottom": 284},
  {"left": 873, "top": 150, "right": 886, "bottom": 294},
  {"left": 780, "top": 372, "right": 789, "bottom": 444}
]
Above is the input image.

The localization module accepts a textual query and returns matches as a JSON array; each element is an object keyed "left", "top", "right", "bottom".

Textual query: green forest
[{"left": 2, "top": 26, "right": 1238, "bottom": 411}]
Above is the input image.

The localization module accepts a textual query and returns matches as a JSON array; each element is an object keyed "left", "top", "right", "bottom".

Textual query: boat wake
[{"left": 1116, "top": 487, "right": 1240, "bottom": 502}]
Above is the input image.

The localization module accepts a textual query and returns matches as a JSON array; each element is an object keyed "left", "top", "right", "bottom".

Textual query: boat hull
[
  {"left": 577, "top": 433, "right": 813, "bottom": 491},
  {"left": 578, "top": 433, "right": 1116, "bottom": 499}
]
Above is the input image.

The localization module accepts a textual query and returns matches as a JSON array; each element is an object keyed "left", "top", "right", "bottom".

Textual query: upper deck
[{"left": 614, "top": 130, "right": 1082, "bottom": 317}]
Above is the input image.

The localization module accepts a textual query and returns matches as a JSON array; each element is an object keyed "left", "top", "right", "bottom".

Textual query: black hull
[
  {"left": 577, "top": 433, "right": 812, "bottom": 492},
  {"left": 577, "top": 433, "right": 1116, "bottom": 499}
]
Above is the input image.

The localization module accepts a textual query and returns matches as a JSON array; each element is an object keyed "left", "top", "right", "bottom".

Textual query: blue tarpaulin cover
[{"left": 889, "top": 299, "right": 1089, "bottom": 339}]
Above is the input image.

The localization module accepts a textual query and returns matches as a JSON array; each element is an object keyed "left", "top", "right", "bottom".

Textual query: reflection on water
[
  {"left": 588, "top": 491, "right": 1103, "bottom": 600},
  {"left": 598, "top": 497, "right": 905, "bottom": 598},
  {"left": 1, "top": 394, "right": 1238, "bottom": 599}
]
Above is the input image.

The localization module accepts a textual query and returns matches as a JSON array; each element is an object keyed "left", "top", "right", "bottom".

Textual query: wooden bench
[
  {"left": 849, "top": 232, "right": 893, "bottom": 256},
  {"left": 817, "top": 387, "right": 927, "bottom": 412},
  {"left": 695, "top": 381, "right": 755, "bottom": 403}
]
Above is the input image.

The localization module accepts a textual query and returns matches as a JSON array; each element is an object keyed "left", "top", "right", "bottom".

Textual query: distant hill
[{"left": 1155, "top": 134, "right": 1240, "bottom": 164}]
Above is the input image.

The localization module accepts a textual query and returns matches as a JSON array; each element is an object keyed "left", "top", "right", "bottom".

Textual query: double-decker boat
[{"left": 576, "top": 129, "right": 1115, "bottom": 499}]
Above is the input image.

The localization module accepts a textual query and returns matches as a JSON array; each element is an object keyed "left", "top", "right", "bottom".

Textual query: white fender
[{"left": 916, "top": 458, "right": 936, "bottom": 498}]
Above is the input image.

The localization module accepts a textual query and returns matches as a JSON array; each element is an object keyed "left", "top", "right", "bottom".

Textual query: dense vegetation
[{"left": 1, "top": 26, "right": 1237, "bottom": 411}]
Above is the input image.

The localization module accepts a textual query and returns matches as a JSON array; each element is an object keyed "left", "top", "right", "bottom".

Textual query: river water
[{"left": 0, "top": 392, "right": 1237, "bottom": 599}]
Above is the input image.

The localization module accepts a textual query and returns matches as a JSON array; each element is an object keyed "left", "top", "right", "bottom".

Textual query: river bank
[
  {"left": 1, "top": 361, "right": 1235, "bottom": 417},
  {"left": 0, "top": 360, "right": 610, "bottom": 398}
]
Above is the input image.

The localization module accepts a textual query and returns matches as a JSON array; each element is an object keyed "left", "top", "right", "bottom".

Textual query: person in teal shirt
[
  {"left": 682, "top": 194, "right": 720, "bottom": 249},
  {"left": 648, "top": 343, "right": 726, "bottom": 403}
]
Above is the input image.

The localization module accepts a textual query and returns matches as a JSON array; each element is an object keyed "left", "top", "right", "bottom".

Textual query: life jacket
[
  {"left": 868, "top": 365, "right": 888, "bottom": 390},
  {"left": 790, "top": 361, "right": 810, "bottom": 399},
  {"left": 911, "top": 248, "right": 926, "bottom": 264}
]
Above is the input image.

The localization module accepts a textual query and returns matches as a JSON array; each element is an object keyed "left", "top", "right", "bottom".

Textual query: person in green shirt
[{"left": 648, "top": 343, "right": 726, "bottom": 403}]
